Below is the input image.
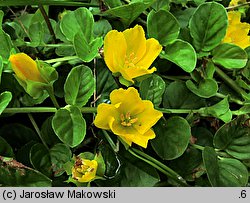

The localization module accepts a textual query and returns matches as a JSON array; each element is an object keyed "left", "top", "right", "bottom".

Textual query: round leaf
[
  {"left": 104, "top": 2, "right": 152, "bottom": 26},
  {"left": 147, "top": 10, "right": 180, "bottom": 45},
  {"left": 214, "top": 115, "right": 250, "bottom": 160},
  {"left": 50, "top": 143, "right": 72, "bottom": 177},
  {"left": 186, "top": 79, "right": 218, "bottom": 98},
  {"left": 74, "top": 32, "right": 103, "bottom": 62},
  {"left": 0, "top": 91, "right": 12, "bottom": 115},
  {"left": 64, "top": 65, "right": 95, "bottom": 107},
  {"left": 52, "top": 105, "right": 86, "bottom": 148},
  {"left": 161, "top": 39, "right": 197, "bottom": 72},
  {"left": 30, "top": 143, "right": 52, "bottom": 177},
  {"left": 60, "top": 7, "right": 94, "bottom": 42},
  {"left": 151, "top": 117, "right": 191, "bottom": 160},
  {"left": 189, "top": 2, "right": 228, "bottom": 52},
  {"left": 0, "top": 136, "right": 14, "bottom": 157},
  {"left": 163, "top": 81, "right": 205, "bottom": 109},
  {"left": 203, "top": 147, "right": 248, "bottom": 186},
  {"left": 212, "top": 43, "right": 248, "bottom": 69},
  {"left": 139, "top": 74, "right": 166, "bottom": 107}
]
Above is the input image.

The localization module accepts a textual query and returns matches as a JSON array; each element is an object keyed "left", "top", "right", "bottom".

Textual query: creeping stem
[
  {"left": 102, "top": 130, "right": 188, "bottom": 186},
  {"left": 214, "top": 66, "right": 249, "bottom": 100}
]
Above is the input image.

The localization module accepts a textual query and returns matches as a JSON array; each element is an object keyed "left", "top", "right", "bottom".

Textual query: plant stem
[
  {"left": 102, "top": 130, "right": 118, "bottom": 152},
  {"left": 28, "top": 113, "right": 49, "bottom": 151},
  {"left": 2, "top": 107, "right": 97, "bottom": 114},
  {"left": 156, "top": 108, "right": 201, "bottom": 114},
  {"left": 47, "top": 89, "right": 60, "bottom": 109},
  {"left": 161, "top": 75, "right": 192, "bottom": 81},
  {"left": 44, "top": 56, "right": 79, "bottom": 64},
  {"left": 226, "top": 2, "right": 250, "bottom": 10},
  {"left": 215, "top": 92, "right": 244, "bottom": 105},
  {"left": 103, "top": 130, "right": 188, "bottom": 186},
  {"left": 1, "top": 1, "right": 99, "bottom": 6},
  {"left": 190, "top": 143, "right": 204, "bottom": 151},
  {"left": 130, "top": 148, "right": 188, "bottom": 186},
  {"left": 38, "top": 4, "right": 56, "bottom": 43},
  {"left": 214, "top": 66, "right": 249, "bottom": 100}
]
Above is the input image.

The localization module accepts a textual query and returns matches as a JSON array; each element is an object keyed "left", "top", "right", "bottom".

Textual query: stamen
[{"left": 120, "top": 112, "right": 138, "bottom": 127}]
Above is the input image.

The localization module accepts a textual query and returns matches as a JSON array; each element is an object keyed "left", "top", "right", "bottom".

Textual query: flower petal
[
  {"left": 94, "top": 103, "right": 120, "bottom": 130},
  {"left": 110, "top": 87, "right": 144, "bottom": 115},
  {"left": 9, "top": 53, "right": 44, "bottom": 82},
  {"left": 136, "top": 38, "right": 162, "bottom": 69},
  {"left": 121, "top": 66, "right": 156, "bottom": 81},
  {"left": 103, "top": 30, "right": 127, "bottom": 73},
  {"left": 120, "top": 128, "right": 156, "bottom": 148},
  {"left": 123, "top": 25, "right": 146, "bottom": 63},
  {"left": 133, "top": 101, "right": 163, "bottom": 134}
]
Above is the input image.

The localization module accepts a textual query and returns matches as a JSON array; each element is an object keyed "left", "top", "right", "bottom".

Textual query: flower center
[
  {"left": 120, "top": 112, "right": 138, "bottom": 127},
  {"left": 75, "top": 160, "right": 95, "bottom": 176},
  {"left": 124, "top": 52, "right": 137, "bottom": 68}
]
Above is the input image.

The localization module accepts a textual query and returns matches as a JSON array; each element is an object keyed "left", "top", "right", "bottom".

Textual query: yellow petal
[
  {"left": 110, "top": 87, "right": 144, "bottom": 115},
  {"left": 9, "top": 53, "right": 44, "bottom": 82},
  {"left": 94, "top": 103, "right": 120, "bottom": 130},
  {"left": 133, "top": 101, "right": 163, "bottom": 134},
  {"left": 103, "top": 30, "right": 127, "bottom": 73},
  {"left": 119, "top": 128, "right": 156, "bottom": 148},
  {"left": 136, "top": 38, "right": 162, "bottom": 69},
  {"left": 123, "top": 25, "right": 146, "bottom": 64},
  {"left": 228, "top": 11, "right": 241, "bottom": 24},
  {"left": 121, "top": 66, "right": 156, "bottom": 81}
]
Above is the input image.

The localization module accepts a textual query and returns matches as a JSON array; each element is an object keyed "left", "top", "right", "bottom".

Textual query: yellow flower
[
  {"left": 103, "top": 25, "right": 162, "bottom": 83},
  {"left": 229, "top": 0, "right": 246, "bottom": 6},
  {"left": 9, "top": 53, "right": 45, "bottom": 82},
  {"left": 72, "top": 157, "right": 98, "bottom": 183},
  {"left": 222, "top": 11, "right": 250, "bottom": 49},
  {"left": 94, "top": 87, "right": 163, "bottom": 148}
]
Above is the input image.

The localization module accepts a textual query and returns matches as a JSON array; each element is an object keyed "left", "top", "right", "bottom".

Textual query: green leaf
[
  {"left": 147, "top": 10, "right": 180, "bottom": 45},
  {"left": 104, "top": 2, "right": 153, "bottom": 26},
  {"left": 0, "top": 157, "right": 51, "bottom": 186},
  {"left": 0, "top": 11, "right": 13, "bottom": 61},
  {"left": 212, "top": 43, "right": 248, "bottom": 69},
  {"left": 203, "top": 146, "right": 248, "bottom": 186},
  {"left": 0, "top": 136, "right": 14, "bottom": 157},
  {"left": 104, "top": 0, "right": 122, "bottom": 7},
  {"left": 28, "top": 22, "right": 44, "bottom": 47},
  {"left": 16, "top": 141, "right": 37, "bottom": 167},
  {"left": 233, "top": 104, "right": 250, "bottom": 116},
  {"left": 189, "top": 2, "right": 228, "bottom": 52},
  {"left": 151, "top": 117, "right": 191, "bottom": 160},
  {"left": 74, "top": 32, "right": 103, "bottom": 62},
  {"left": 94, "top": 19, "right": 112, "bottom": 38},
  {"left": 213, "top": 115, "right": 250, "bottom": 160},
  {"left": 119, "top": 148, "right": 160, "bottom": 186},
  {"left": 139, "top": 74, "right": 165, "bottom": 107},
  {"left": 0, "top": 91, "right": 12, "bottom": 115},
  {"left": 40, "top": 116, "right": 61, "bottom": 148},
  {"left": 151, "top": 0, "right": 170, "bottom": 11},
  {"left": 52, "top": 105, "right": 86, "bottom": 148},
  {"left": 64, "top": 65, "right": 95, "bottom": 107},
  {"left": 186, "top": 79, "right": 218, "bottom": 98},
  {"left": 30, "top": 143, "right": 72, "bottom": 177},
  {"left": 161, "top": 39, "right": 197, "bottom": 73},
  {"left": 163, "top": 81, "right": 205, "bottom": 109},
  {"left": 30, "top": 143, "right": 52, "bottom": 177},
  {"left": 0, "top": 124, "right": 39, "bottom": 149},
  {"left": 50, "top": 143, "right": 72, "bottom": 177},
  {"left": 200, "top": 97, "right": 232, "bottom": 123},
  {"left": 169, "top": 148, "right": 202, "bottom": 181},
  {"left": 0, "top": 56, "right": 3, "bottom": 84},
  {"left": 60, "top": 7, "right": 94, "bottom": 42}
]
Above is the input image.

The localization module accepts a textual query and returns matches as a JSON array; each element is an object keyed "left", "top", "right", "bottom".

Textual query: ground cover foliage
[{"left": 0, "top": 0, "right": 250, "bottom": 187}]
